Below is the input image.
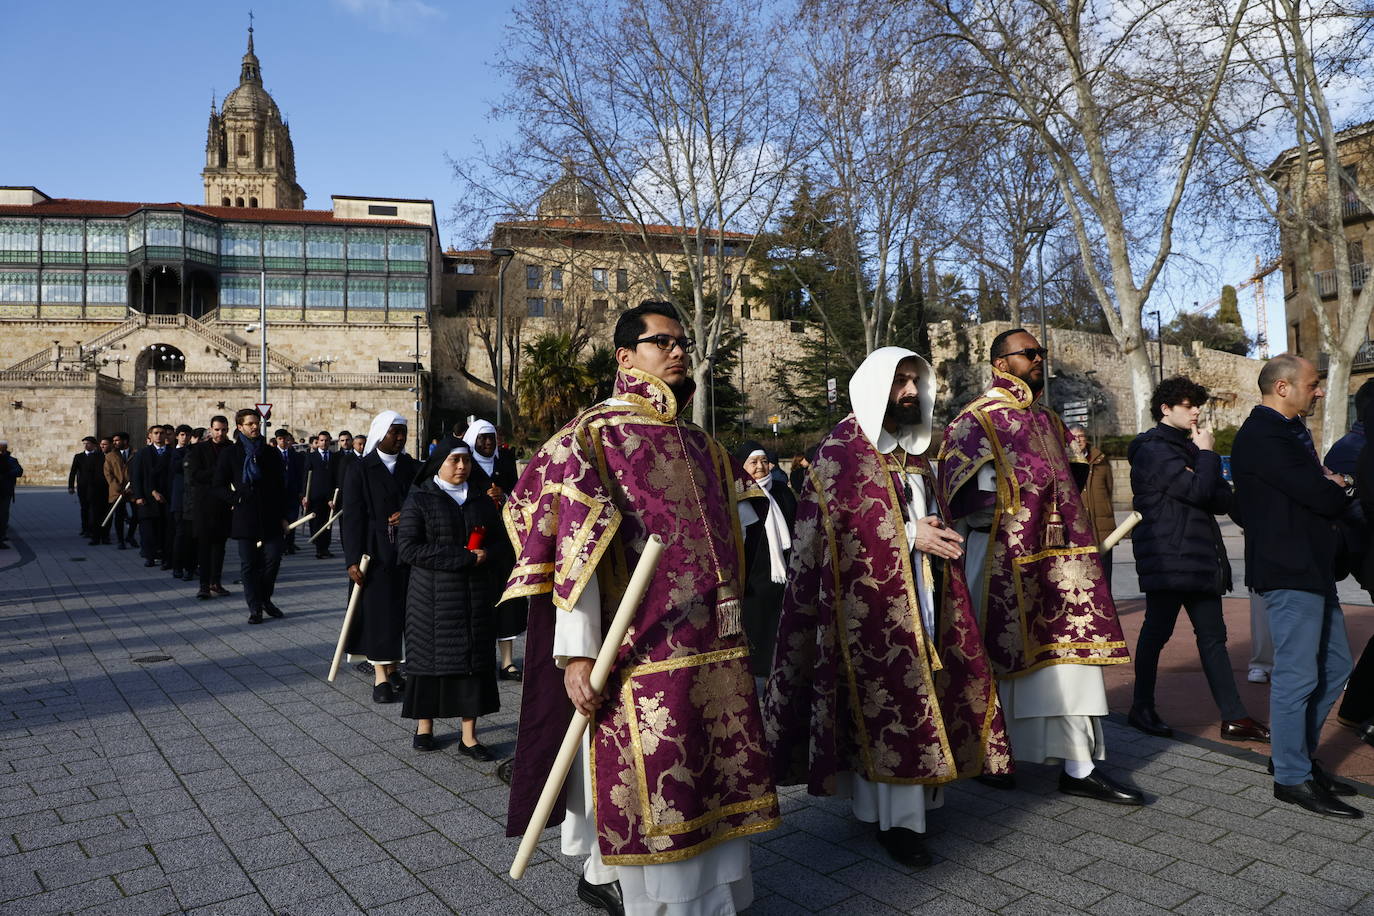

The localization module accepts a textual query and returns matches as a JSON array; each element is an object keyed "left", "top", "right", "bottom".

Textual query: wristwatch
[{"left": 1343, "top": 474, "right": 1357, "bottom": 498}]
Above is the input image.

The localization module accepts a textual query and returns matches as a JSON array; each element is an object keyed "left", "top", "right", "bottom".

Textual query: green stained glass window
[
  {"left": 387, "top": 229, "right": 427, "bottom": 264},
  {"left": 264, "top": 226, "right": 304, "bottom": 265},
  {"left": 265, "top": 275, "right": 303, "bottom": 307},
  {"left": 347, "top": 275, "right": 385, "bottom": 310},
  {"left": 126, "top": 213, "right": 145, "bottom": 253},
  {"left": 0, "top": 270, "right": 38, "bottom": 303},
  {"left": 186, "top": 218, "right": 217, "bottom": 254},
  {"left": 388, "top": 278, "right": 425, "bottom": 312},
  {"left": 0, "top": 219, "right": 39, "bottom": 262},
  {"left": 41, "top": 270, "right": 83, "bottom": 303},
  {"left": 86, "top": 271, "right": 126, "bottom": 305},
  {"left": 147, "top": 213, "right": 182, "bottom": 248},
  {"left": 306, "top": 227, "right": 344, "bottom": 259},
  {"left": 86, "top": 221, "right": 126, "bottom": 264},
  {"left": 347, "top": 228, "right": 385, "bottom": 267},
  {"left": 306, "top": 276, "right": 344, "bottom": 310},
  {"left": 221, "top": 224, "right": 261, "bottom": 256},
  {"left": 221, "top": 273, "right": 261, "bottom": 307},
  {"left": 42, "top": 220, "right": 83, "bottom": 261}
]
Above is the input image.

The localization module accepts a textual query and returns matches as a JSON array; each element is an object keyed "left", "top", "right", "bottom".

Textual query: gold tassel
[
  {"left": 716, "top": 583, "right": 742, "bottom": 638},
  {"left": 1044, "top": 508, "right": 1066, "bottom": 549}
]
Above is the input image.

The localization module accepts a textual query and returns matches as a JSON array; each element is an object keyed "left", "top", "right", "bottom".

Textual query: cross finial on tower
[{"left": 247, "top": 10, "right": 255, "bottom": 52}]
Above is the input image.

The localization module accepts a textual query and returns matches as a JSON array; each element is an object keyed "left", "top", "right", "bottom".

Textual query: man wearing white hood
[
  {"left": 463, "top": 418, "right": 524, "bottom": 679},
  {"left": 763, "top": 348, "right": 1012, "bottom": 868},
  {"left": 340, "top": 410, "right": 421, "bottom": 703}
]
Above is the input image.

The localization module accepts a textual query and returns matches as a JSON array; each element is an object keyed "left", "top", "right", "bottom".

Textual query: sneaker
[{"left": 1248, "top": 668, "right": 1270, "bottom": 684}]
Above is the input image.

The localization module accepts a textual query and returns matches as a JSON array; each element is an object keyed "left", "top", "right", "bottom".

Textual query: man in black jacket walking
[
  {"left": 1126, "top": 376, "right": 1267, "bottom": 743},
  {"left": 215, "top": 409, "right": 289, "bottom": 624},
  {"left": 128, "top": 425, "right": 172, "bottom": 568},
  {"left": 304, "top": 431, "right": 338, "bottom": 559},
  {"left": 188, "top": 416, "right": 234, "bottom": 599},
  {"left": 68, "top": 436, "right": 102, "bottom": 539},
  {"left": 1232, "top": 354, "right": 1363, "bottom": 819}
]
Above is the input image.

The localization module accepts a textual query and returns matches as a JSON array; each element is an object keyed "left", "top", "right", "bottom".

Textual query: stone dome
[
  {"left": 221, "top": 28, "right": 280, "bottom": 120},
  {"left": 537, "top": 159, "right": 601, "bottom": 218}
]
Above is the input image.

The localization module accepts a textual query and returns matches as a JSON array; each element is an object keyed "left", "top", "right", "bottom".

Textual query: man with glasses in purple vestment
[
  {"left": 939, "top": 329, "right": 1143, "bottom": 806},
  {"left": 503, "top": 302, "right": 779, "bottom": 916}
]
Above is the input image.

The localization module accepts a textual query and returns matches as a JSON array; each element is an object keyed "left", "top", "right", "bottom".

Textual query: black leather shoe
[
  {"left": 196, "top": 590, "right": 212, "bottom": 600},
  {"left": 877, "top": 826, "right": 932, "bottom": 867},
  {"left": 577, "top": 877, "right": 624, "bottom": 915},
  {"left": 247, "top": 609, "right": 263, "bottom": 625},
  {"left": 1058, "top": 769, "right": 1144, "bottom": 806},
  {"left": 1265, "top": 758, "right": 1357, "bottom": 796},
  {"left": 211, "top": 585, "right": 230, "bottom": 597},
  {"left": 1128, "top": 705, "right": 1173, "bottom": 738},
  {"left": 1220, "top": 717, "right": 1270, "bottom": 742},
  {"left": 387, "top": 671, "right": 406, "bottom": 691},
  {"left": 372, "top": 683, "right": 396, "bottom": 704},
  {"left": 1274, "top": 780, "right": 1363, "bottom": 818},
  {"left": 975, "top": 773, "right": 1017, "bottom": 790},
  {"left": 498, "top": 664, "right": 523, "bottom": 682},
  {"left": 413, "top": 732, "right": 436, "bottom": 752},
  {"left": 458, "top": 741, "right": 495, "bottom": 762},
  {"left": 144, "top": 559, "right": 156, "bottom": 568},
  {"left": 263, "top": 603, "right": 284, "bottom": 619},
  {"left": 496, "top": 758, "right": 514, "bottom": 785},
  {"left": 1356, "top": 718, "right": 1374, "bottom": 749},
  {"left": 355, "top": 660, "right": 376, "bottom": 675}
]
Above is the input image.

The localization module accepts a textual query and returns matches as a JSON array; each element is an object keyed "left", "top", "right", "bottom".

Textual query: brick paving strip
[{"left": 2, "top": 487, "right": 1373, "bottom": 915}]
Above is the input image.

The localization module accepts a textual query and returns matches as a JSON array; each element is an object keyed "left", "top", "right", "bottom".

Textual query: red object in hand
[{"left": 467, "top": 526, "right": 486, "bottom": 550}]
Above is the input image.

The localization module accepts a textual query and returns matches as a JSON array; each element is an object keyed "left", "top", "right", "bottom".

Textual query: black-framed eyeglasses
[
  {"left": 634, "top": 334, "right": 696, "bottom": 353},
  {"left": 999, "top": 346, "right": 1048, "bottom": 362}
]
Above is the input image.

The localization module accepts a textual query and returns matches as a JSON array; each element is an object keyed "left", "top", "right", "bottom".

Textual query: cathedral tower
[{"left": 202, "top": 26, "right": 306, "bottom": 209}]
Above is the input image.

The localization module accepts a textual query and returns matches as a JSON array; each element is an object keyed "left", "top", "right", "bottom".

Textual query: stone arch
[
  {"left": 222, "top": 197, "right": 231, "bottom": 206},
  {"left": 235, "top": 197, "right": 244, "bottom": 207},
  {"left": 249, "top": 197, "right": 258, "bottom": 208},
  {"left": 133, "top": 343, "right": 187, "bottom": 391}
]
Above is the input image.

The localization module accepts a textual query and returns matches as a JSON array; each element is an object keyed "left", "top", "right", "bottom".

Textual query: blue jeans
[
  {"left": 235, "top": 536, "right": 284, "bottom": 613},
  {"left": 1261, "top": 587, "right": 1353, "bottom": 786}
]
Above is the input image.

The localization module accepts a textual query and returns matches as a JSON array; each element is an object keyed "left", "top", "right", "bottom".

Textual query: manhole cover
[{"left": 132, "top": 655, "right": 172, "bottom": 664}]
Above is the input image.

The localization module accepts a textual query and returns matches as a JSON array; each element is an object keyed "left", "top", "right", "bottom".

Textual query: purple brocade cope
[
  {"left": 937, "top": 369, "right": 1130, "bottom": 678},
  {"left": 502, "top": 368, "right": 779, "bottom": 865},
  {"left": 762, "top": 414, "right": 1012, "bottom": 796}
]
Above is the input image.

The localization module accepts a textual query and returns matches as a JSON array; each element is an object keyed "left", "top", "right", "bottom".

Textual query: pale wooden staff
[
  {"left": 308, "top": 488, "right": 343, "bottom": 543},
  {"left": 100, "top": 494, "right": 124, "bottom": 529},
  {"left": 327, "top": 553, "right": 371, "bottom": 682},
  {"left": 1098, "top": 510, "right": 1142, "bottom": 553},
  {"left": 509, "top": 534, "right": 666, "bottom": 880},
  {"left": 256, "top": 512, "right": 315, "bottom": 549}
]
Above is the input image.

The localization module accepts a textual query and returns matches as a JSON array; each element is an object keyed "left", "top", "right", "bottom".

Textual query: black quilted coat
[{"left": 397, "top": 478, "right": 510, "bottom": 677}]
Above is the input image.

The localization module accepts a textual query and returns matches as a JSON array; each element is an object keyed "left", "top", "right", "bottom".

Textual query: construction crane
[{"left": 1194, "top": 255, "right": 1282, "bottom": 358}]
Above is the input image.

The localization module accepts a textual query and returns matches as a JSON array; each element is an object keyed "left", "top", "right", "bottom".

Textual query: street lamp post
[
  {"left": 259, "top": 270, "right": 268, "bottom": 406},
  {"left": 490, "top": 248, "right": 516, "bottom": 433},
  {"left": 413, "top": 314, "right": 424, "bottom": 459}
]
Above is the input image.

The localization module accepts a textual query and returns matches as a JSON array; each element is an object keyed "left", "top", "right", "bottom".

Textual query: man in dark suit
[
  {"left": 169, "top": 425, "right": 197, "bottom": 580},
  {"left": 188, "top": 415, "right": 233, "bottom": 599},
  {"left": 108, "top": 431, "right": 138, "bottom": 550},
  {"left": 1232, "top": 354, "right": 1363, "bottom": 819},
  {"left": 128, "top": 424, "right": 172, "bottom": 568},
  {"left": 274, "top": 428, "right": 307, "bottom": 555},
  {"left": 216, "top": 408, "right": 289, "bottom": 624},
  {"left": 304, "top": 431, "right": 339, "bottom": 559},
  {"left": 68, "top": 436, "right": 102, "bottom": 538}
]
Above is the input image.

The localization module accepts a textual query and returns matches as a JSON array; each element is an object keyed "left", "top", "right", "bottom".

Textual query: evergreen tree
[{"left": 1217, "top": 285, "right": 1242, "bottom": 326}]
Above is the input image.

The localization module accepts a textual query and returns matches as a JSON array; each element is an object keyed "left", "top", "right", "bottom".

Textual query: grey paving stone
[
  {"left": 992, "top": 860, "right": 1111, "bottom": 909},
  {"left": 829, "top": 858, "right": 942, "bottom": 909},
  {"left": 184, "top": 892, "right": 271, "bottom": 915},
  {"left": 10, "top": 876, "right": 124, "bottom": 914},
  {"left": 1235, "top": 860, "right": 1365, "bottom": 911},
  {"left": 1260, "top": 892, "right": 1361, "bottom": 916},
  {"left": 226, "top": 829, "right": 312, "bottom": 871},
  {"left": 113, "top": 863, "right": 171, "bottom": 896},
  {"left": 333, "top": 857, "right": 427, "bottom": 908},
  {"left": 419, "top": 858, "right": 515, "bottom": 912},
  {"left": 249, "top": 856, "right": 346, "bottom": 909},
  {"left": 906, "top": 893, "right": 997, "bottom": 915},
  {"left": 1086, "top": 891, "right": 1178, "bottom": 916},
  {"left": 36, "top": 845, "right": 157, "bottom": 890},
  {"left": 277, "top": 889, "right": 367, "bottom": 916},
  {"left": 0, "top": 867, "right": 44, "bottom": 902},
  {"left": 383, "top": 830, "right": 470, "bottom": 872},
  {"left": 1071, "top": 861, "right": 1196, "bottom": 909},
  {"left": 76, "top": 885, "right": 182, "bottom": 916},
  {"left": 13, "top": 812, "right": 125, "bottom": 851},
  {"left": 1157, "top": 861, "right": 1283, "bottom": 910}
]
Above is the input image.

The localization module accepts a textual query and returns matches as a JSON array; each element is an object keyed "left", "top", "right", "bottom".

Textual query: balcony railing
[
  {"left": 1306, "top": 195, "right": 1372, "bottom": 224},
  {"left": 1314, "top": 262, "right": 1370, "bottom": 298},
  {"left": 1317, "top": 337, "right": 1374, "bottom": 373}
]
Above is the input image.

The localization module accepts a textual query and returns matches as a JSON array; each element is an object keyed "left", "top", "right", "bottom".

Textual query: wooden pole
[
  {"left": 256, "top": 512, "right": 315, "bottom": 549},
  {"left": 327, "top": 554, "right": 371, "bottom": 682},
  {"left": 1098, "top": 511, "right": 1142, "bottom": 553},
  {"left": 100, "top": 494, "right": 124, "bottom": 529},
  {"left": 509, "top": 534, "right": 665, "bottom": 880}
]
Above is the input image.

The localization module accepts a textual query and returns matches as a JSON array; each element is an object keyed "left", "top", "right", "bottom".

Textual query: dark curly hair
[{"left": 1150, "top": 375, "right": 1209, "bottom": 422}]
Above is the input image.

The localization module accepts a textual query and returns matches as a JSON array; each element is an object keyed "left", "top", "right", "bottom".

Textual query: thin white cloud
[{"left": 333, "top": 0, "right": 442, "bottom": 30}]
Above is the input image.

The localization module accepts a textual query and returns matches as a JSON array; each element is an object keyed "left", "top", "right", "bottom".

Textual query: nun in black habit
[
  {"left": 736, "top": 440, "right": 798, "bottom": 676},
  {"left": 340, "top": 409, "right": 420, "bottom": 703},
  {"left": 397, "top": 436, "right": 508, "bottom": 757}
]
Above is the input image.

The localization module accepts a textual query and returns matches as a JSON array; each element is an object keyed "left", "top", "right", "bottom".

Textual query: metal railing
[{"left": 1314, "top": 262, "right": 1370, "bottom": 297}]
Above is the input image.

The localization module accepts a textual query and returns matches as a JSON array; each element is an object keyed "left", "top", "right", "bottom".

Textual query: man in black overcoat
[
  {"left": 216, "top": 408, "right": 289, "bottom": 624},
  {"left": 304, "top": 431, "right": 339, "bottom": 559},
  {"left": 188, "top": 415, "right": 234, "bottom": 599},
  {"left": 128, "top": 425, "right": 172, "bottom": 568}
]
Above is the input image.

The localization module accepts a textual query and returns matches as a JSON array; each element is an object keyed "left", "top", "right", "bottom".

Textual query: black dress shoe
[
  {"left": 458, "top": 741, "right": 495, "bottom": 762},
  {"left": 211, "top": 585, "right": 230, "bottom": 596},
  {"left": 498, "top": 664, "right": 524, "bottom": 682},
  {"left": 196, "top": 590, "right": 212, "bottom": 600},
  {"left": 144, "top": 559, "right": 156, "bottom": 568},
  {"left": 1356, "top": 718, "right": 1374, "bottom": 749},
  {"left": 975, "top": 773, "right": 1017, "bottom": 790},
  {"left": 387, "top": 671, "right": 406, "bottom": 691},
  {"left": 1058, "top": 769, "right": 1144, "bottom": 805},
  {"left": 355, "top": 660, "right": 375, "bottom": 675},
  {"left": 247, "top": 609, "right": 263, "bottom": 625},
  {"left": 1274, "top": 780, "right": 1363, "bottom": 818},
  {"left": 372, "top": 683, "right": 396, "bottom": 704},
  {"left": 263, "top": 603, "right": 284, "bottom": 619},
  {"left": 413, "top": 732, "right": 437, "bottom": 752},
  {"left": 577, "top": 877, "right": 624, "bottom": 916},
  {"left": 1128, "top": 705, "right": 1173, "bottom": 738},
  {"left": 496, "top": 758, "right": 514, "bottom": 785},
  {"left": 1219, "top": 717, "right": 1270, "bottom": 742},
  {"left": 1265, "top": 758, "right": 1357, "bottom": 796},
  {"left": 876, "top": 826, "right": 932, "bottom": 867}
]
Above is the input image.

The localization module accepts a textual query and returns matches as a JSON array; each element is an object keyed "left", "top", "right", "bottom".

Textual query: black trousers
[
  {"left": 1339, "top": 634, "right": 1374, "bottom": 724},
  {"left": 0, "top": 496, "right": 10, "bottom": 541},
  {"left": 87, "top": 495, "right": 110, "bottom": 541},
  {"left": 236, "top": 536, "right": 283, "bottom": 612},
  {"left": 198, "top": 535, "right": 227, "bottom": 590},
  {"left": 109, "top": 499, "right": 132, "bottom": 545},
  {"left": 137, "top": 503, "right": 167, "bottom": 562},
  {"left": 1134, "top": 589, "right": 1247, "bottom": 721},
  {"left": 76, "top": 488, "right": 92, "bottom": 533},
  {"left": 173, "top": 515, "right": 197, "bottom": 574},
  {"left": 307, "top": 498, "right": 332, "bottom": 555}
]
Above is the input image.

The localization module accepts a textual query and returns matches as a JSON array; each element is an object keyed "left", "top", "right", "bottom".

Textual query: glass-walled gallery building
[{"left": 0, "top": 191, "right": 437, "bottom": 324}]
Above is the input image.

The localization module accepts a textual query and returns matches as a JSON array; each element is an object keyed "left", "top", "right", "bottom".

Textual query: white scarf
[
  {"left": 463, "top": 419, "right": 498, "bottom": 477},
  {"left": 758, "top": 473, "right": 792, "bottom": 584},
  {"left": 364, "top": 409, "right": 406, "bottom": 456},
  {"left": 434, "top": 475, "right": 468, "bottom": 505}
]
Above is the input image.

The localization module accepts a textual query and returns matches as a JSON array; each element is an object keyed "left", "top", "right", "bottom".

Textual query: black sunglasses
[
  {"left": 999, "top": 346, "right": 1048, "bottom": 361},
  {"left": 634, "top": 334, "right": 696, "bottom": 353}
]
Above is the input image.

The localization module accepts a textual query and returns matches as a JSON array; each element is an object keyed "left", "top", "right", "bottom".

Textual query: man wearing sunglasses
[
  {"left": 502, "top": 301, "right": 777, "bottom": 914},
  {"left": 939, "top": 328, "right": 1142, "bottom": 806}
]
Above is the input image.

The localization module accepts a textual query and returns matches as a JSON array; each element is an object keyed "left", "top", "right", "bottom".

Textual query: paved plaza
[{"left": 3, "top": 487, "right": 1374, "bottom": 915}]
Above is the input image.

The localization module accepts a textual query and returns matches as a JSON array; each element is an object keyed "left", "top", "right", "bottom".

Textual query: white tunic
[{"left": 959, "top": 465, "right": 1106, "bottom": 764}]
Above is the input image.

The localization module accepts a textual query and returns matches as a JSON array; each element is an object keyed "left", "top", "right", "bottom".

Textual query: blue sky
[{"left": 0, "top": 0, "right": 507, "bottom": 241}]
